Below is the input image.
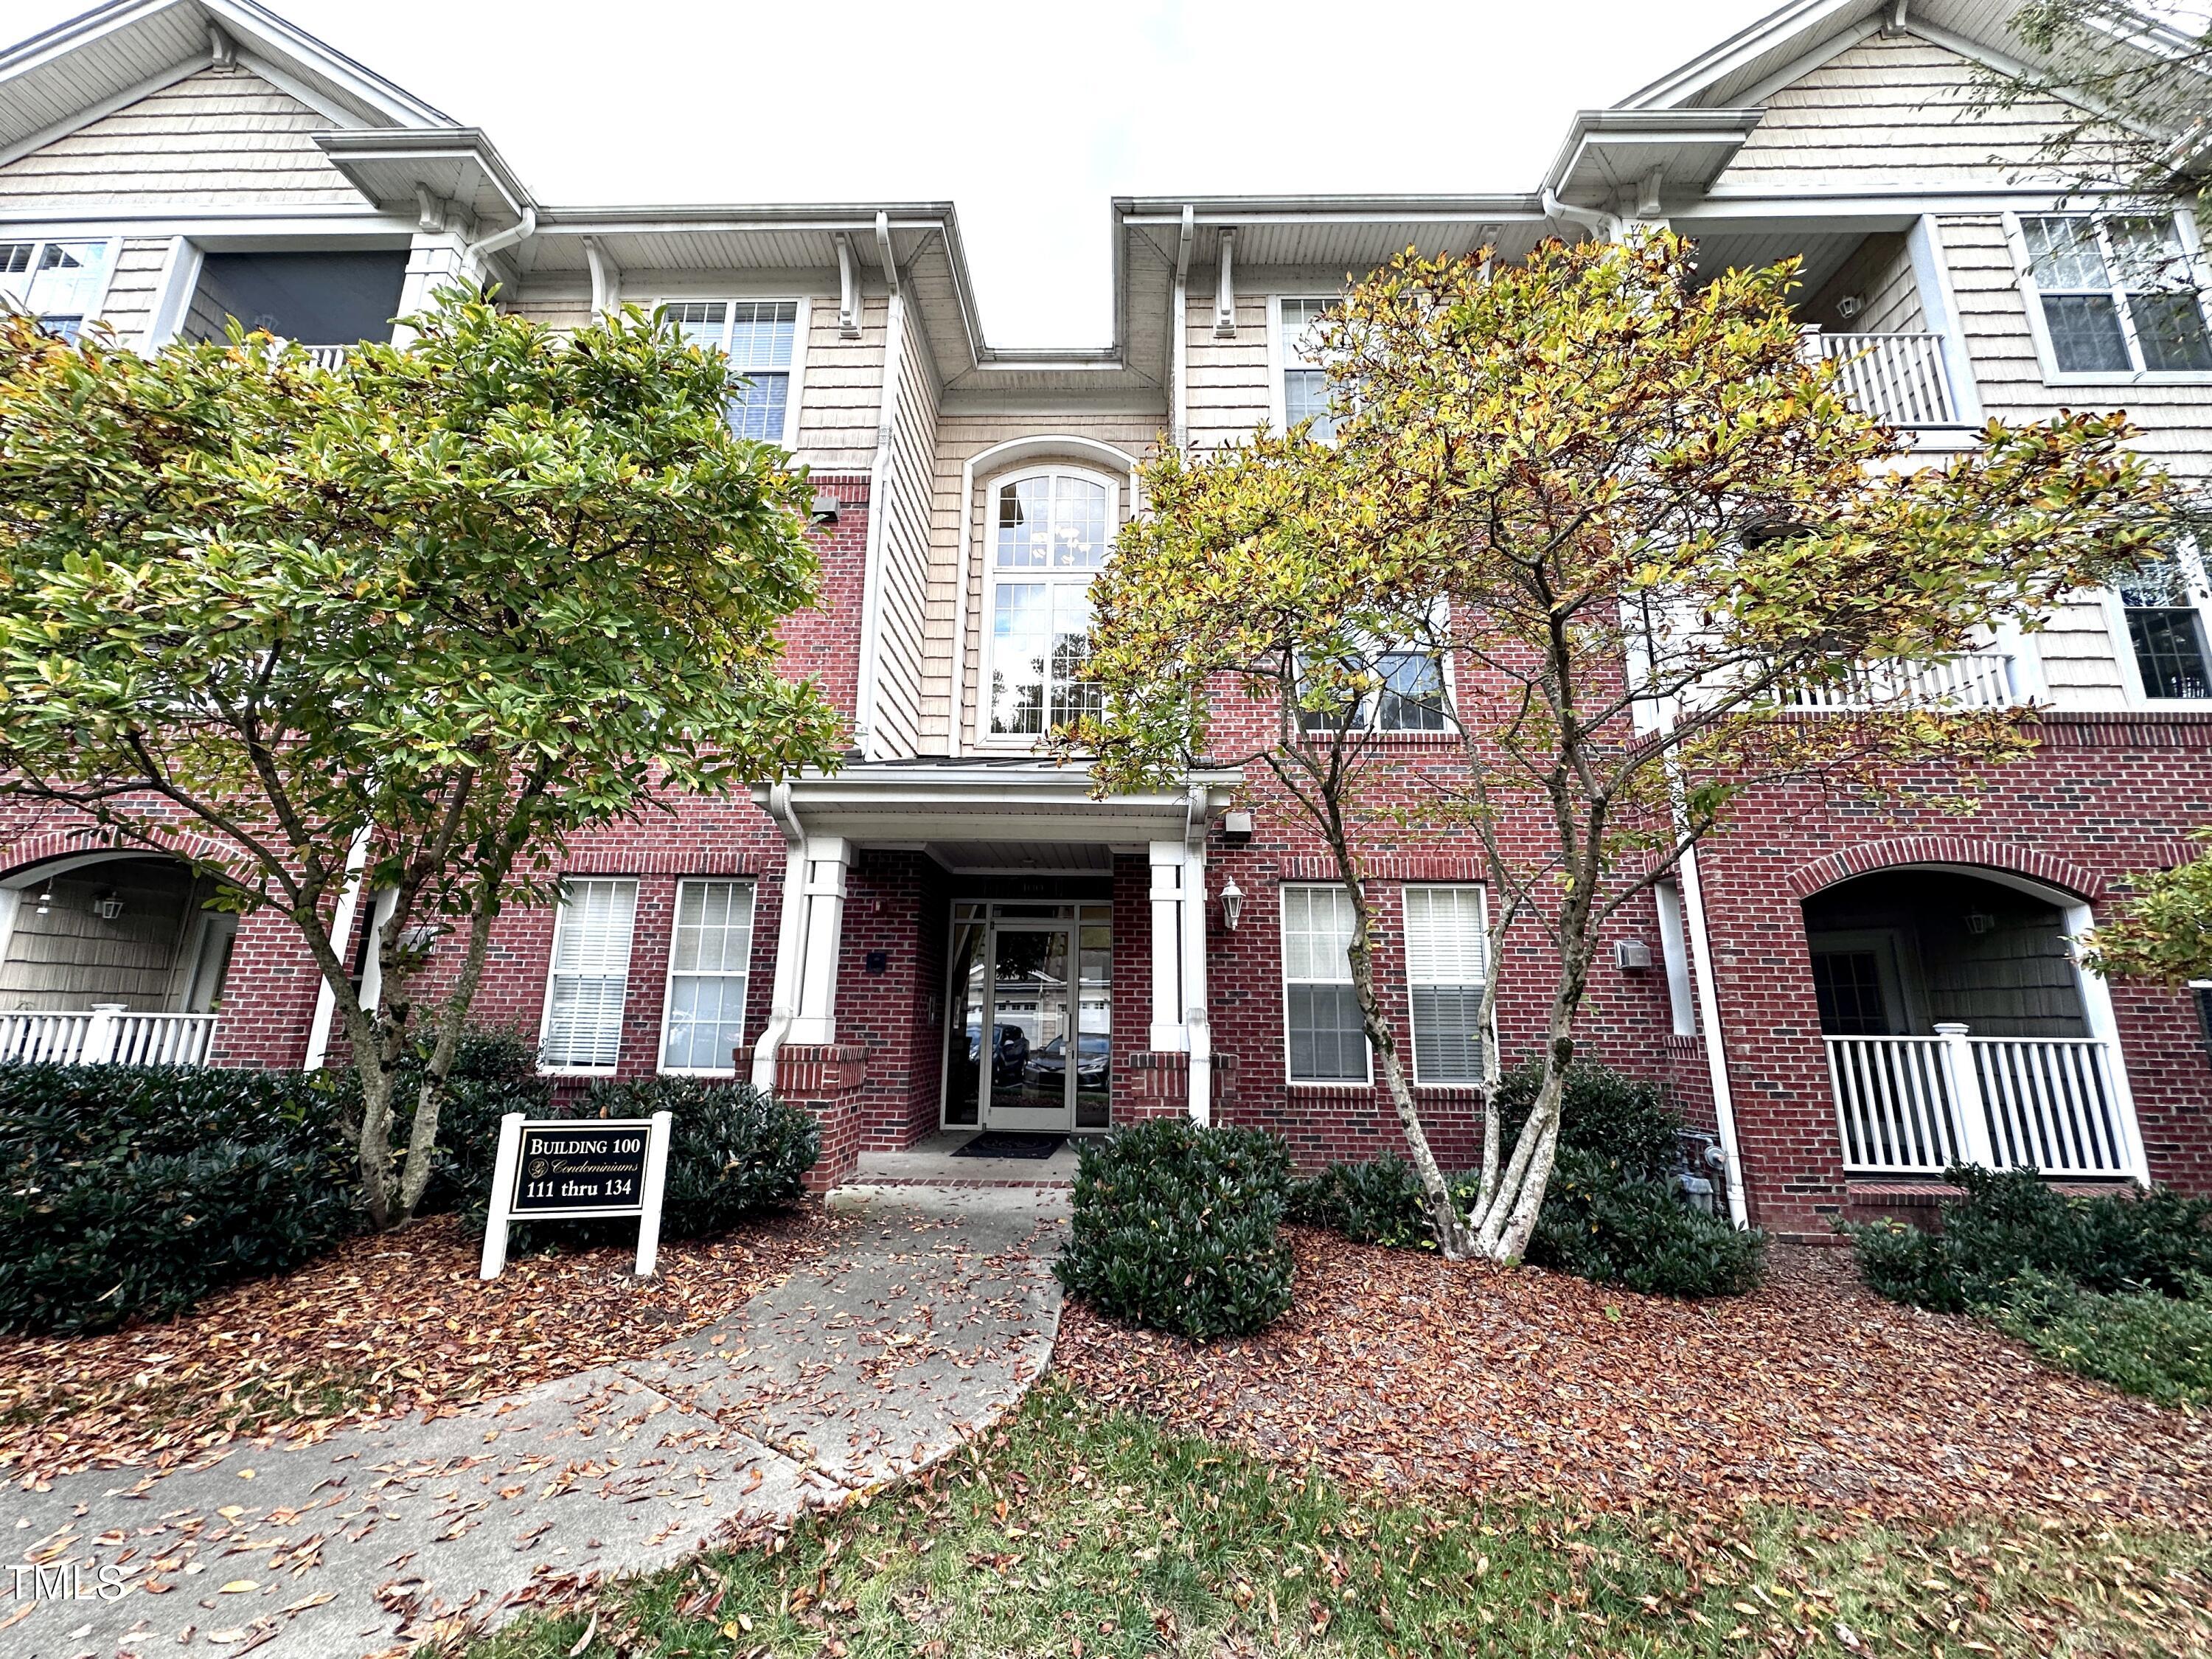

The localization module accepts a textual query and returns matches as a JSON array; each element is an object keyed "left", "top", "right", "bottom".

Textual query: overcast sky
[{"left": 5, "top": 0, "right": 1788, "bottom": 344}]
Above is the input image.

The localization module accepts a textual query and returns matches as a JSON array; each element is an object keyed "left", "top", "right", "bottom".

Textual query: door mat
[{"left": 953, "top": 1131, "right": 1068, "bottom": 1161}]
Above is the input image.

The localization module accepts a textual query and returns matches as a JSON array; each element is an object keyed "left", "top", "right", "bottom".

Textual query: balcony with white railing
[
  {"left": 297, "top": 342, "right": 354, "bottom": 369},
  {"left": 1826, "top": 1023, "right": 2144, "bottom": 1180},
  {"left": 1779, "top": 649, "right": 2021, "bottom": 713},
  {"left": 0, "top": 1004, "right": 219, "bottom": 1066},
  {"left": 1805, "top": 330, "right": 1968, "bottom": 432}
]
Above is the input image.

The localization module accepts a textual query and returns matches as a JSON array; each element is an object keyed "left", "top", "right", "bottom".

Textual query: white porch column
[
  {"left": 786, "top": 835, "right": 852, "bottom": 1046},
  {"left": 1147, "top": 841, "right": 1186, "bottom": 1051},
  {"left": 2065, "top": 901, "right": 2154, "bottom": 1185},
  {"left": 1180, "top": 835, "right": 1212, "bottom": 1124},
  {"left": 394, "top": 220, "right": 469, "bottom": 346}
]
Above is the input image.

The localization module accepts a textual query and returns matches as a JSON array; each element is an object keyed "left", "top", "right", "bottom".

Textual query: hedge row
[{"left": 0, "top": 1031, "right": 820, "bottom": 1336}]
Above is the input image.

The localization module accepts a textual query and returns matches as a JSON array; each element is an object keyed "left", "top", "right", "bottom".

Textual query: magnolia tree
[
  {"left": 2081, "top": 830, "right": 2212, "bottom": 980},
  {"left": 1080, "top": 231, "right": 2168, "bottom": 1261},
  {"left": 0, "top": 297, "right": 843, "bottom": 1228}
]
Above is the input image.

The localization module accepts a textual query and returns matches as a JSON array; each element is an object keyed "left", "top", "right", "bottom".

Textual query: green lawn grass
[{"left": 467, "top": 1384, "right": 2210, "bottom": 1658}]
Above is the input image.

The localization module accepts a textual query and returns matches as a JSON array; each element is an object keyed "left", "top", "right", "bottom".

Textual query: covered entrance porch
[
  {"left": 1806, "top": 866, "right": 2149, "bottom": 1183},
  {"left": 745, "top": 762, "right": 1239, "bottom": 1182}
]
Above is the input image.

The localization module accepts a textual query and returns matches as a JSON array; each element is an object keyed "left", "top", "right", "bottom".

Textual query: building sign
[{"left": 478, "top": 1110, "right": 673, "bottom": 1280}]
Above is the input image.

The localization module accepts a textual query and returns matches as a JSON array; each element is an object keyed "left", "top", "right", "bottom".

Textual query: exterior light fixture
[
  {"left": 91, "top": 891, "right": 124, "bottom": 921},
  {"left": 810, "top": 490, "right": 841, "bottom": 524},
  {"left": 32, "top": 887, "right": 52, "bottom": 916},
  {"left": 1219, "top": 875, "right": 1244, "bottom": 931}
]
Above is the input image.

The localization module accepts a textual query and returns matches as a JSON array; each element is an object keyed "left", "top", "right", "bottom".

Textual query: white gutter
[
  {"left": 750, "top": 782, "right": 810, "bottom": 1090},
  {"left": 1539, "top": 186, "right": 1620, "bottom": 244},
  {"left": 463, "top": 205, "right": 536, "bottom": 279},
  {"left": 1675, "top": 838, "right": 1750, "bottom": 1228},
  {"left": 302, "top": 826, "right": 372, "bottom": 1071}
]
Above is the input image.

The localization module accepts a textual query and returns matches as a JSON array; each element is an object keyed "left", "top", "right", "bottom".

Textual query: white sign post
[{"left": 479, "top": 1110, "right": 674, "bottom": 1280}]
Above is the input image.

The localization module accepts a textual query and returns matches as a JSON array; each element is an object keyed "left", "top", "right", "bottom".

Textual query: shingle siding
[
  {"left": 0, "top": 66, "right": 364, "bottom": 210},
  {"left": 870, "top": 302, "right": 940, "bottom": 758}
]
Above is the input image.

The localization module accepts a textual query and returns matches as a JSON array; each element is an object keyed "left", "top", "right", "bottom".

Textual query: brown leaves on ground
[
  {"left": 1054, "top": 1229, "right": 2212, "bottom": 1526},
  {"left": 0, "top": 1207, "right": 835, "bottom": 1489}
]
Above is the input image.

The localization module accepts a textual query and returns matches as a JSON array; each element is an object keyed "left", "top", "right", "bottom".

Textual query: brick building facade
[{"left": 5, "top": 0, "right": 2212, "bottom": 1234}]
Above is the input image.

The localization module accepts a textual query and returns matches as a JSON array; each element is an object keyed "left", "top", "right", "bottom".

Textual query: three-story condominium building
[{"left": 5, "top": 0, "right": 2212, "bottom": 1235}]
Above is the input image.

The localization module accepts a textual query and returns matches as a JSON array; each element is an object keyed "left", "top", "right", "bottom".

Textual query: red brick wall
[{"left": 1692, "top": 712, "right": 2212, "bottom": 1237}]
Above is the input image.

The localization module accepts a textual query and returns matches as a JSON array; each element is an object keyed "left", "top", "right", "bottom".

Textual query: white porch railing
[
  {"left": 1826, "top": 1023, "right": 2140, "bottom": 1178},
  {"left": 1806, "top": 330, "right": 1963, "bottom": 429},
  {"left": 0, "top": 1005, "right": 219, "bottom": 1066},
  {"left": 294, "top": 343, "right": 352, "bottom": 369},
  {"left": 1780, "top": 650, "right": 2018, "bottom": 712}
]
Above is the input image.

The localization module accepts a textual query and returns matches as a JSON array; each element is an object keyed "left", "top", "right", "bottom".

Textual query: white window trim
[
  {"left": 1279, "top": 882, "right": 1374, "bottom": 1088},
  {"left": 2003, "top": 209, "right": 2212, "bottom": 387},
  {"left": 652, "top": 293, "right": 809, "bottom": 450},
  {"left": 656, "top": 876, "right": 758, "bottom": 1077},
  {"left": 537, "top": 876, "right": 639, "bottom": 1077},
  {"left": 2104, "top": 540, "right": 2212, "bottom": 708},
  {"left": 1654, "top": 878, "right": 1697, "bottom": 1039},
  {"left": 0, "top": 234, "right": 122, "bottom": 339},
  {"left": 975, "top": 462, "right": 1121, "bottom": 752},
  {"left": 1267, "top": 293, "right": 1343, "bottom": 436},
  {"left": 1404, "top": 883, "right": 1492, "bottom": 1088}
]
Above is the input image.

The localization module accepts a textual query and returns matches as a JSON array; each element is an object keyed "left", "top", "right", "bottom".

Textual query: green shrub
[
  {"left": 0, "top": 1062, "right": 358, "bottom": 1335},
  {"left": 451, "top": 1073, "right": 820, "bottom": 1253},
  {"left": 1057, "top": 1119, "right": 1294, "bottom": 1338},
  {"left": 1845, "top": 1165, "right": 2212, "bottom": 1312},
  {"left": 1526, "top": 1145, "right": 1767, "bottom": 1298},
  {"left": 1492, "top": 1057, "right": 1680, "bottom": 1183},
  {"left": 1986, "top": 1270, "right": 2212, "bottom": 1408},
  {"left": 1290, "top": 1155, "right": 1439, "bottom": 1249}
]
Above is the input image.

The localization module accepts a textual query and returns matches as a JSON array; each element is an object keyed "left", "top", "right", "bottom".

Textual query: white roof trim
[{"left": 1618, "top": 0, "right": 1875, "bottom": 110}]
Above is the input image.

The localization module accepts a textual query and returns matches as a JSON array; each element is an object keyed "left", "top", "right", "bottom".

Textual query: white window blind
[
  {"left": 1282, "top": 885, "right": 1366, "bottom": 1082},
  {"left": 1405, "top": 886, "right": 1487, "bottom": 1085},
  {"left": 660, "top": 879, "right": 756, "bottom": 1072},
  {"left": 664, "top": 298, "right": 799, "bottom": 441},
  {"left": 541, "top": 878, "right": 637, "bottom": 1070}
]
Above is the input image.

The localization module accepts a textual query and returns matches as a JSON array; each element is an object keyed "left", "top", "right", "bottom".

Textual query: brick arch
[
  {"left": 0, "top": 826, "right": 251, "bottom": 886},
  {"left": 1786, "top": 836, "right": 2104, "bottom": 903}
]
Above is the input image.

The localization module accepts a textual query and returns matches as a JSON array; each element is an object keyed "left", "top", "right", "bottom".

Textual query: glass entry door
[{"left": 942, "top": 902, "right": 1111, "bottom": 1133}]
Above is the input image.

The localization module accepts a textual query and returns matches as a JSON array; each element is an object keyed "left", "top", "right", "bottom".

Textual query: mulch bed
[
  {"left": 1054, "top": 1228, "right": 2212, "bottom": 1527},
  {"left": 0, "top": 1205, "right": 836, "bottom": 1490}
]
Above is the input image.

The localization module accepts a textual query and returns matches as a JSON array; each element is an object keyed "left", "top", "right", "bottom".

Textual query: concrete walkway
[{"left": 2, "top": 1185, "right": 1068, "bottom": 1659}]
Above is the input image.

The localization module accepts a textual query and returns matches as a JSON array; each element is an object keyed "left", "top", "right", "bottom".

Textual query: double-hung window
[
  {"left": 0, "top": 239, "right": 114, "bottom": 341},
  {"left": 664, "top": 299, "right": 800, "bottom": 442},
  {"left": 540, "top": 878, "right": 638, "bottom": 1071},
  {"left": 659, "top": 878, "right": 757, "bottom": 1073},
  {"left": 1281, "top": 885, "right": 1368, "bottom": 1082},
  {"left": 1404, "top": 886, "right": 1488, "bottom": 1085},
  {"left": 1279, "top": 296, "right": 1340, "bottom": 440},
  {"left": 2118, "top": 551, "right": 2212, "bottom": 700},
  {"left": 987, "top": 469, "right": 1112, "bottom": 739},
  {"left": 2020, "top": 215, "right": 2212, "bottom": 375},
  {"left": 1298, "top": 644, "right": 1449, "bottom": 733}
]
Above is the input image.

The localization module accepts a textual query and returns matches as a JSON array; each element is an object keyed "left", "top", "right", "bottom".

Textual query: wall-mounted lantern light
[
  {"left": 32, "top": 887, "right": 53, "bottom": 917},
  {"left": 91, "top": 891, "right": 124, "bottom": 921},
  {"left": 1219, "top": 875, "right": 1244, "bottom": 931}
]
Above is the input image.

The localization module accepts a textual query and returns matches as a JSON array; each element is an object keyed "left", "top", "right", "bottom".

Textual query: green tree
[
  {"left": 0, "top": 296, "right": 843, "bottom": 1228},
  {"left": 2080, "top": 829, "right": 2212, "bottom": 980},
  {"left": 1081, "top": 231, "right": 2166, "bottom": 1262}
]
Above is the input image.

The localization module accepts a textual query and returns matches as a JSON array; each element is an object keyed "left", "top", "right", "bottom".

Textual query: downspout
[
  {"left": 1675, "top": 838, "right": 1751, "bottom": 1228},
  {"left": 751, "top": 783, "right": 809, "bottom": 1090},
  {"left": 462, "top": 206, "right": 537, "bottom": 283},
  {"left": 1170, "top": 205, "right": 1194, "bottom": 450},
  {"left": 855, "top": 212, "right": 903, "bottom": 762},
  {"left": 1180, "top": 782, "right": 1214, "bottom": 1124},
  {"left": 1539, "top": 187, "right": 1621, "bottom": 246},
  {"left": 303, "top": 827, "right": 372, "bottom": 1071}
]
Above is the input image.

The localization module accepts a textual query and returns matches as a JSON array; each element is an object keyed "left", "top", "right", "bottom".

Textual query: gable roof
[{"left": 0, "top": 0, "right": 452, "bottom": 164}]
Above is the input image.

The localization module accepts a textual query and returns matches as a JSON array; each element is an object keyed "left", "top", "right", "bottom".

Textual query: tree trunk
[{"left": 393, "top": 886, "right": 504, "bottom": 1220}]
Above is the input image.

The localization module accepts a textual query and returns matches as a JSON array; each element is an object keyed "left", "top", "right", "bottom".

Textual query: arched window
[{"left": 984, "top": 467, "right": 1113, "bottom": 739}]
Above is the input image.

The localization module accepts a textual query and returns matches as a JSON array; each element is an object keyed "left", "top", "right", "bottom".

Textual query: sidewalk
[{"left": 1, "top": 1185, "right": 1068, "bottom": 1658}]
